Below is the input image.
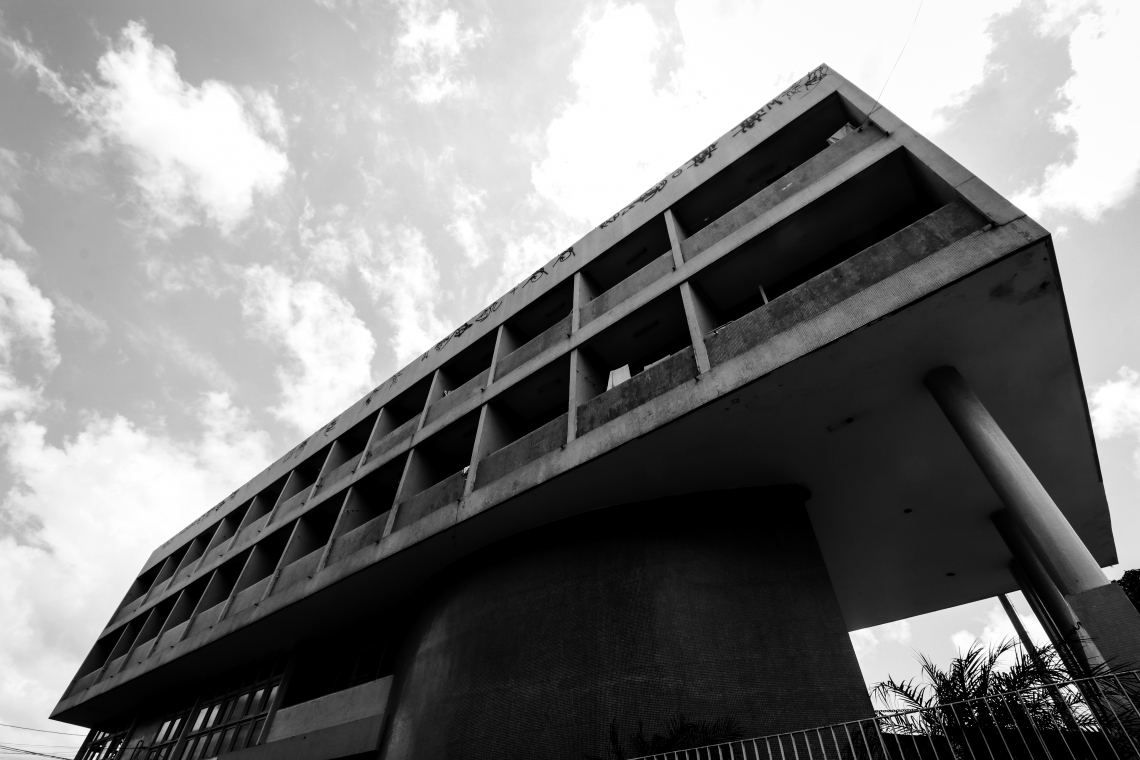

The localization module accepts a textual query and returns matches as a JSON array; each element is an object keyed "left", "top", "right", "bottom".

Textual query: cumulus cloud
[
  {"left": 1013, "top": 0, "right": 1140, "bottom": 221},
  {"left": 849, "top": 619, "right": 913, "bottom": 656},
  {"left": 0, "top": 152, "right": 58, "bottom": 414},
  {"left": 362, "top": 226, "right": 450, "bottom": 366},
  {"left": 448, "top": 182, "right": 489, "bottom": 267},
  {"left": 297, "top": 201, "right": 373, "bottom": 278},
  {"left": 950, "top": 600, "right": 1048, "bottom": 662},
  {"left": 393, "top": 1, "right": 485, "bottom": 103},
  {"left": 242, "top": 266, "right": 376, "bottom": 432},
  {"left": 2, "top": 22, "right": 289, "bottom": 235},
  {"left": 1090, "top": 367, "right": 1140, "bottom": 474},
  {"left": 0, "top": 393, "right": 272, "bottom": 730},
  {"left": 533, "top": 0, "right": 1015, "bottom": 224}
]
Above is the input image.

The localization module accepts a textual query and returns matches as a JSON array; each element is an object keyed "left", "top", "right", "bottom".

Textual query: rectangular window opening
[
  {"left": 669, "top": 92, "right": 864, "bottom": 241},
  {"left": 691, "top": 148, "right": 967, "bottom": 336},
  {"left": 494, "top": 280, "right": 573, "bottom": 380},
  {"left": 473, "top": 355, "right": 570, "bottom": 490}
]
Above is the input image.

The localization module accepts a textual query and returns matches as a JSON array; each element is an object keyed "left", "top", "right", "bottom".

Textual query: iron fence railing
[{"left": 629, "top": 671, "right": 1140, "bottom": 760}]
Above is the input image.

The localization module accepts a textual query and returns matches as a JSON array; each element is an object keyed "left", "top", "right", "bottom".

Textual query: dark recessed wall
[{"left": 379, "top": 486, "right": 871, "bottom": 760}]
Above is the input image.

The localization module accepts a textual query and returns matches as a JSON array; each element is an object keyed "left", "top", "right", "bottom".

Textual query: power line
[
  {"left": 0, "top": 745, "right": 74, "bottom": 760},
  {"left": 0, "top": 727, "right": 85, "bottom": 738},
  {"left": 861, "top": 0, "right": 924, "bottom": 128}
]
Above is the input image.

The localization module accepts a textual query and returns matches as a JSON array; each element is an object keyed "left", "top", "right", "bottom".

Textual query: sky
[{"left": 0, "top": 0, "right": 1138, "bottom": 751}]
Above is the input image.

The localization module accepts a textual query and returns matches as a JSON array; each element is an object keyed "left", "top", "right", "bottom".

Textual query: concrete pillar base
[{"left": 1065, "top": 584, "right": 1140, "bottom": 672}]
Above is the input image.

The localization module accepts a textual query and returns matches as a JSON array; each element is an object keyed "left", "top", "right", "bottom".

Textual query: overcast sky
[{"left": 0, "top": 0, "right": 1138, "bottom": 748}]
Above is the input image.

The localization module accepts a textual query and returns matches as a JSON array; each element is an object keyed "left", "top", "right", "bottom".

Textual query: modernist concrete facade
[{"left": 57, "top": 64, "right": 1140, "bottom": 760}]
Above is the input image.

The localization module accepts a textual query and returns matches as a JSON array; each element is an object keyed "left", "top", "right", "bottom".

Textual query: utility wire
[
  {"left": 0, "top": 745, "right": 74, "bottom": 760},
  {"left": 861, "top": 0, "right": 924, "bottom": 128},
  {"left": 0, "top": 727, "right": 85, "bottom": 738}
]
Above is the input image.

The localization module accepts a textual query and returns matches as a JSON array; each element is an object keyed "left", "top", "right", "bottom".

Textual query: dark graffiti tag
[
  {"left": 473, "top": 300, "right": 501, "bottom": 322},
  {"left": 734, "top": 64, "right": 829, "bottom": 136},
  {"left": 689, "top": 142, "right": 717, "bottom": 167},
  {"left": 600, "top": 179, "right": 669, "bottom": 229},
  {"left": 555, "top": 246, "right": 575, "bottom": 264}
]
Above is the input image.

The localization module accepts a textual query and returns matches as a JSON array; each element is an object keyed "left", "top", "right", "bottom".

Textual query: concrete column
[{"left": 924, "top": 366, "right": 1106, "bottom": 595}]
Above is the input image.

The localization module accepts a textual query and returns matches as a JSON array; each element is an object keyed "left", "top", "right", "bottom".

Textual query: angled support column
[
  {"left": 995, "top": 512, "right": 1104, "bottom": 675},
  {"left": 926, "top": 365, "right": 1140, "bottom": 670}
]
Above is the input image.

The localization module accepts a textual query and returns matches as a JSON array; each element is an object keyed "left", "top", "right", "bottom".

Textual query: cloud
[
  {"left": 297, "top": 201, "right": 373, "bottom": 278},
  {"left": 0, "top": 393, "right": 272, "bottom": 731},
  {"left": 53, "top": 295, "right": 110, "bottom": 347},
  {"left": 125, "top": 324, "right": 237, "bottom": 392},
  {"left": 447, "top": 182, "right": 489, "bottom": 267},
  {"left": 0, "top": 149, "right": 34, "bottom": 259},
  {"left": 532, "top": 1, "right": 1015, "bottom": 225},
  {"left": 849, "top": 619, "right": 912, "bottom": 655},
  {"left": 1013, "top": 0, "right": 1140, "bottom": 221},
  {"left": 393, "top": 2, "right": 485, "bottom": 104},
  {"left": 242, "top": 266, "right": 376, "bottom": 432},
  {"left": 361, "top": 226, "right": 450, "bottom": 367},
  {"left": 2, "top": 22, "right": 289, "bottom": 235},
  {"left": 1089, "top": 366, "right": 1140, "bottom": 474},
  {"left": 950, "top": 600, "right": 1048, "bottom": 662}
]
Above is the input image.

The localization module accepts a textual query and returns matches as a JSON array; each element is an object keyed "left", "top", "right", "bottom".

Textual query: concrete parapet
[
  {"left": 682, "top": 125, "right": 886, "bottom": 262},
  {"left": 580, "top": 252, "right": 675, "bottom": 327},
  {"left": 706, "top": 201, "right": 985, "bottom": 367},
  {"left": 367, "top": 417, "right": 417, "bottom": 462},
  {"left": 267, "top": 677, "right": 391, "bottom": 742},
  {"left": 577, "top": 346, "right": 696, "bottom": 436},
  {"left": 474, "top": 413, "right": 567, "bottom": 490},
  {"left": 425, "top": 369, "right": 490, "bottom": 426},
  {"left": 496, "top": 315, "right": 571, "bottom": 380},
  {"left": 393, "top": 471, "right": 466, "bottom": 532},
  {"left": 326, "top": 512, "right": 388, "bottom": 567}
]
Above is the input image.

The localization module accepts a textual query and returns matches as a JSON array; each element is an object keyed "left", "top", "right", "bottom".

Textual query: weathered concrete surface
[
  {"left": 318, "top": 456, "right": 358, "bottom": 492},
  {"left": 393, "top": 471, "right": 466, "bottom": 532},
  {"left": 274, "top": 550, "right": 321, "bottom": 596},
  {"left": 580, "top": 252, "right": 675, "bottom": 327},
  {"left": 367, "top": 417, "right": 417, "bottom": 462},
  {"left": 425, "top": 368, "right": 489, "bottom": 426},
  {"left": 228, "top": 715, "right": 385, "bottom": 760},
  {"left": 275, "top": 490, "right": 309, "bottom": 523},
  {"left": 474, "top": 413, "right": 567, "bottom": 490},
  {"left": 380, "top": 487, "right": 871, "bottom": 760},
  {"left": 326, "top": 512, "right": 389, "bottom": 567},
  {"left": 706, "top": 202, "right": 985, "bottom": 367},
  {"left": 1067, "top": 584, "right": 1140, "bottom": 671},
  {"left": 577, "top": 347, "right": 696, "bottom": 436},
  {"left": 267, "top": 677, "right": 392, "bottom": 742},
  {"left": 496, "top": 315, "right": 572, "bottom": 380},
  {"left": 228, "top": 577, "right": 270, "bottom": 617},
  {"left": 682, "top": 127, "right": 885, "bottom": 262}
]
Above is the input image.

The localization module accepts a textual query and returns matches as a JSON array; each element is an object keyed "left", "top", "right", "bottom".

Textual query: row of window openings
[
  {"left": 117, "top": 94, "right": 883, "bottom": 619},
  {"left": 101, "top": 93, "right": 965, "bottom": 668},
  {"left": 104, "top": 95, "right": 962, "bottom": 651}
]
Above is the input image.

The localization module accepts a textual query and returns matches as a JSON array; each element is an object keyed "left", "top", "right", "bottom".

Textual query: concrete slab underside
[{"left": 380, "top": 488, "right": 871, "bottom": 760}]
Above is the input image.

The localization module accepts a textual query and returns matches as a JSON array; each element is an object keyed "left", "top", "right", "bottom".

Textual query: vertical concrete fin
[
  {"left": 417, "top": 369, "right": 448, "bottom": 433},
  {"left": 317, "top": 490, "right": 354, "bottom": 572},
  {"left": 386, "top": 449, "right": 431, "bottom": 537},
  {"left": 664, "top": 208, "right": 688, "bottom": 269},
  {"left": 262, "top": 520, "right": 305, "bottom": 601},
  {"left": 680, "top": 282, "right": 716, "bottom": 375}
]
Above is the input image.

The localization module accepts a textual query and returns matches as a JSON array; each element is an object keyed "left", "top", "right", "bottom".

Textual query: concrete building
[{"left": 55, "top": 65, "right": 1140, "bottom": 760}]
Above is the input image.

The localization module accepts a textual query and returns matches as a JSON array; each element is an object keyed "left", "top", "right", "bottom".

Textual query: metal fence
[{"left": 629, "top": 671, "right": 1140, "bottom": 760}]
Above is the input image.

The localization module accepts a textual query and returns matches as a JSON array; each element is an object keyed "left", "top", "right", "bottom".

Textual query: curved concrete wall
[{"left": 380, "top": 486, "right": 871, "bottom": 760}]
